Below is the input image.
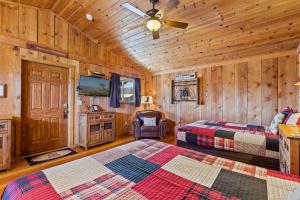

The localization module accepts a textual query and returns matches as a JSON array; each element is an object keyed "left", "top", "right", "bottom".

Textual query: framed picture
[
  {"left": 171, "top": 78, "right": 200, "bottom": 104},
  {"left": 92, "top": 105, "right": 100, "bottom": 112},
  {"left": 89, "top": 105, "right": 100, "bottom": 112},
  {"left": 141, "top": 96, "right": 153, "bottom": 104},
  {"left": 0, "top": 84, "right": 6, "bottom": 97}
]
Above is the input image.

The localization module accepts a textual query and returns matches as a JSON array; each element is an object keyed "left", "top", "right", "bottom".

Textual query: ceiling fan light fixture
[{"left": 146, "top": 19, "right": 161, "bottom": 31}]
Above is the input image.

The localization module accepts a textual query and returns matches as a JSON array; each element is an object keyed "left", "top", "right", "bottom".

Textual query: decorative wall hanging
[
  {"left": 171, "top": 73, "right": 200, "bottom": 104},
  {"left": 175, "top": 72, "right": 197, "bottom": 81},
  {"left": 26, "top": 43, "right": 68, "bottom": 58}
]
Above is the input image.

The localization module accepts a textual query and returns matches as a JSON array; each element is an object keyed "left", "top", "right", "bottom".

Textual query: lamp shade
[
  {"left": 141, "top": 96, "right": 153, "bottom": 104},
  {"left": 295, "top": 82, "right": 300, "bottom": 86}
]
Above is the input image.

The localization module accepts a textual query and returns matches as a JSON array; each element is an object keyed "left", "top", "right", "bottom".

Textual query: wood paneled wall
[
  {"left": 149, "top": 54, "right": 299, "bottom": 131},
  {"left": 0, "top": 1, "right": 148, "bottom": 142},
  {"left": 0, "top": 1, "right": 146, "bottom": 72}
]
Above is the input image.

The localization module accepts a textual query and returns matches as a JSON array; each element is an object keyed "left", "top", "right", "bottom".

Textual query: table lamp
[{"left": 141, "top": 96, "right": 153, "bottom": 110}]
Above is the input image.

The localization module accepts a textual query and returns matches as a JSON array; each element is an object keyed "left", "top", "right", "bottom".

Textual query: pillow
[
  {"left": 285, "top": 113, "right": 300, "bottom": 125},
  {"left": 281, "top": 107, "right": 295, "bottom": 123},
  {"left": 143, "top": 117, "right": 156, "bottom": 126},
  {"left": 268, "top": 113, "right": 285, "bottom": 134},
  {"left": 287, "top": 184, "right": 300, "bottom": 200},
  {"left": 281, "top": 106, "right": 294, "bottom": 115}
]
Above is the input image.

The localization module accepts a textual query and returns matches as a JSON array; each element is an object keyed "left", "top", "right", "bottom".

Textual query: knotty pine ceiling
[{"left": 7, "top": 0, "right": 300, "bottom": 73}]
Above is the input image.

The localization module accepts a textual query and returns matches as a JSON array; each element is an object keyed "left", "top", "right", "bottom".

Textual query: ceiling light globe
[{"left": 146, "top": 19, "right": 161, "bottom": 32}]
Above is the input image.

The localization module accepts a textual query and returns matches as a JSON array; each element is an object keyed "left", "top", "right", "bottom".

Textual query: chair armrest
[
  {"left": 133, "top": 119, "right": 141, "bottom": 128},
  {"left": 159, "top": 119, "right": 167, "bottom": 125},
  {"left": 159, "top": 119, "right": 167, "bottom": 137}
]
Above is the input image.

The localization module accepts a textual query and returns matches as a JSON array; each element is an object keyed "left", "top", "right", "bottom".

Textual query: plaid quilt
[
  {"left": 177, "top": 120, "right": 279, "bottom": 159},
  {"left": 2, "top": 140, "right": 299, "bottom": 200}
]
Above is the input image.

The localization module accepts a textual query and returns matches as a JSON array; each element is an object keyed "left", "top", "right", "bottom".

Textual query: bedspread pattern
[
  {"left": 177, "top": 120, "right": 279, "bottom": 159},
  {"left": 2, "top": 139, "right": 298, "bottom": 200}
]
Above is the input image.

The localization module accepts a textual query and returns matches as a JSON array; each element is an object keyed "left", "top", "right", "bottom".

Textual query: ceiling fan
[{"left": 121, "top": 0, "right": 188, "bottom": 40}]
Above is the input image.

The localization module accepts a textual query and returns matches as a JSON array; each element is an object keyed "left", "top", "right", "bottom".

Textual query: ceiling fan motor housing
[
  {"left": 146, "top": 9, "right": 159, "bottom": 17},
  {"left": 148, "top": 0, "right": 160, "bottom": 16},
  {"left": 150, "top": 0, "right": 159, "bottom": 4}
]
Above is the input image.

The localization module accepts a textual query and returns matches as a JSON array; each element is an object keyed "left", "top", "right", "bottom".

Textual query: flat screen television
[{"left": 79, "top": 76, "right": 110, "bottom": 96}]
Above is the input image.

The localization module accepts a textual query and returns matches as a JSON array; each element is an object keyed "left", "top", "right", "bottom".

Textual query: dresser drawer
[
  {"left": 0, "top": 121, "right": 8, "bottom": 131},
  {"left": 103, "top": 114, "right": 114, "bottom": 120},
  {"left": 88, "top": 115, "right": 101, "bottom": 121},
  {"left": 88, "top": 132, "right": 102, "bottom": 146},
  {"left": 102, "top": 131, "right": 113, "bottom": 141}
]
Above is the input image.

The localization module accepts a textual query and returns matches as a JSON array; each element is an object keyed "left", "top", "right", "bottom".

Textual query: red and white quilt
[
  {"left": 2, "top": 140, "right": 298, "bottom": 200},
  {"left": 177, "top": 120, "right": 279, "bottom": 159}
]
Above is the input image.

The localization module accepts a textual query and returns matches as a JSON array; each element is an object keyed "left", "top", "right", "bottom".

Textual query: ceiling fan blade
[
  {"left": 121, "top": 3, "right": 150, "bottom": 19},
  {"left": 155, "top": 0, "right": 180, "bottom": 19},
  {"left": 164, "top": 20, "right": 188, "bottom": 29},
  {"left": 122, "top": 23, "right": 144, "bottom": 32},
  {"left": 152, "top": 31, "right": 160, "bottom": 40}
]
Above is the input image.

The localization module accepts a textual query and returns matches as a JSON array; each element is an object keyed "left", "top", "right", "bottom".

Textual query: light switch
[{"left": 77, "top": 100, "right": 83, "bottom": 106}]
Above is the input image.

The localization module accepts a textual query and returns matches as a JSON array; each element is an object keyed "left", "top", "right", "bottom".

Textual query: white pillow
[
  {"left": 287, "top": 184, "right": 300, "bottom": 200},
  {"left": 285, "top": 113, "right": 300, "bottom": 125},
  {"left": 268, "top": 113, "right": 285, "bottom": 134},
  {"left": 143, "top": 117, "right": 156, "bottom": 126}
]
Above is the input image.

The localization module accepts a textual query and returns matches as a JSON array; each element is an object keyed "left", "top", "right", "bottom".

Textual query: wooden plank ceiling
[{"left": 7, "top": 0, "right": 300, "bottom": 73}]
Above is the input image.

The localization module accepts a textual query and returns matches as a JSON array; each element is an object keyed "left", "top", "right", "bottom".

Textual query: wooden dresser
[
  {"left": 0, "top": 117, "right": 12, "bottom": 171},
  {"left": 79, "top": 112, "right": 115, "bottom": 150},
  {"left": 279, "top": 124, "right": 300, "bottom": 175}
]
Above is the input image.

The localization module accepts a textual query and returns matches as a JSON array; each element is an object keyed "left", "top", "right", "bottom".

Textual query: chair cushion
[
  {"left": 144, "top": 117, "right": 156, "bottom": 126},
  {"left": 141, "top": 126, "right": 159, "bottom": 132},
  {"left": 137, "top": 110, "right": 162, "bottom": 125}
]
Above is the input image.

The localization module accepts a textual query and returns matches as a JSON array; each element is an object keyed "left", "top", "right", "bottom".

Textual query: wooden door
[{"left": 21, "top": 61, "right": 69, "bottom": 156}]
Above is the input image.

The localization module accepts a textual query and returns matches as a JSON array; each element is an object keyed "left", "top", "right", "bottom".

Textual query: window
[{"left": 120, "top": 77, "right": 135, "bottom": 104}]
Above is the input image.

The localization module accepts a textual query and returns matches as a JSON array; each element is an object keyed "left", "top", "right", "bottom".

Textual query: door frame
[{"left": 16, "top": 48, "right": 80, "bottom": 158}]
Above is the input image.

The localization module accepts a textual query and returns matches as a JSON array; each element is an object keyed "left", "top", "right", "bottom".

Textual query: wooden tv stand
[{"left": 79, "top": 112, "right": 115, "bottom": 150}]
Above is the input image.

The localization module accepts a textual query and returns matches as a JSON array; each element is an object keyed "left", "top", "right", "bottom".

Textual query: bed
[
  {"left": 177, "top": 120, "right": 279, "bottom": 163},
  {"left": 2, "top": 139, "right": 299, "bottom": 200}
]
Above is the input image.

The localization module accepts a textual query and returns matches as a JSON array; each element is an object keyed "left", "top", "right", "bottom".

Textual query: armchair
[{"left": 133, "top": 110, "right": 167, "bottom": 140}]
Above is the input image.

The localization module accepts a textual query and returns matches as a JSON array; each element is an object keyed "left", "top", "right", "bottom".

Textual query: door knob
[{"left": 63, "top": 103, "right": 68, "bottom": 119}]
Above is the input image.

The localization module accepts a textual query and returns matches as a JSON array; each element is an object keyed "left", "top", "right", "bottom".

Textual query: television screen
[{"left": 79, "top": 76, "right": 110, "bottom": 96}]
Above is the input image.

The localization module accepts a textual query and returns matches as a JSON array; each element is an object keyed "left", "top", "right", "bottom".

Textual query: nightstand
[
  {"left": 278, "top": 124, "right": 300, "bottom": 175},
  {"left": 0, "top": 117, "right": 12, "bottom": 171}
]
